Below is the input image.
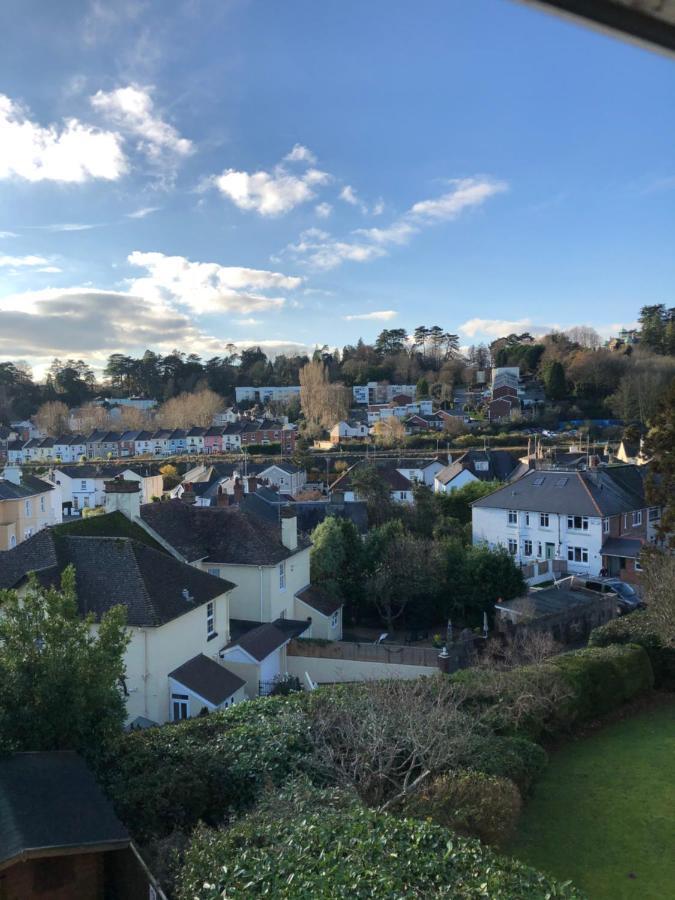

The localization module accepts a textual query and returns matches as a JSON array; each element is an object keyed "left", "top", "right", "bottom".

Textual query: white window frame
[
  {"left": 603, "top": 518, "right": 610, "bottom": 534},
  {"left": 567, "top": 546, "right": 589, "bottom": 564},
  {"left": 507, "top": 538, "right": 517, "bottom": 556},
  {"left": 508, "top": 509, "right": 518, "bottom": 525},
  {"left": 171, "top": 693, "right": 189, "bottom": 721},
  {"left": 540, "top": 513, "right": 549, "bottom": 528},
  {"left": 524, "top": 513, "right": 530, "bottom": 526},
  {"left": 330, "top": 611, "right": 339, "bottom": 629},
  {"left": 523, "top": 539, "right": 532, "bottom": 556},
  {"left": 206, "top": 601, "right": 215, "bottom": 638},
  {"left": 632, "top": 510, "right": 642, "bottom": 526},
  {"left": 207, "top": 567, "right": 220, "bottom": 577},
  {"left": 648, "top": 507, "right": 660, "bottom": 522},
  {"left": 567, "top": 515, "right": 589, "bottom": 531},
  {"left": 537, "top": 541, "right": 542, "bottom": 557},
  {"left": 279, "top": 560, "right": 286, "bottom": 591},
  {"left": 40, "top": 495, "right": 45, "bottom": 513},
  {"left": 25, "top": 500, "right": 31, "bottom": 516}
]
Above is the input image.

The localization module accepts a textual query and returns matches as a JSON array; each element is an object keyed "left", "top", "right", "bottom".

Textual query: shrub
[
  {"left": 589, "top": 613, "right": 675, "bottom": 690},
  {"left": 99, "top": 694, "right": 310, "bottom": 841},
  {"left": 404, "top": 770, "right": 522, "bottom": 846},
  {"left": 175, "top": 783, "right": 583, "bottom": 899},
  {"left": 466, "top": 734, "right": 548, "bottom": 793},
  {"left": 551, "top": 644, "right": 654, "bottom": 724}
]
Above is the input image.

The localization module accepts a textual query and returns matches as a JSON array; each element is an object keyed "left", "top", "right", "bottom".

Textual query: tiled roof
[
  {"left": 0, "top": 474, "right": 53, "bottom": 501},
  {"left": 601, "top": 537, "right": 643, "bottom": 559},
  {"left": 295, "top": 584, "right": 342, "bottom": 616},
  {"left": 0, "top": 751, "right": 130, "bottom": 867},
  {"left": 0, "top": 531, "right": 235, "bottom": 626},
  {"left": 222, "top": 617, "right": 309, "bottom": 661},
  {"left": 169, "top": 654, "right": 245, "bottom": 704},
  {"left": 140, "top": 498, "right": 310, "bottom": 565},
  {"left": 436, "top": 450, "right": 520, "bottom": 485}
]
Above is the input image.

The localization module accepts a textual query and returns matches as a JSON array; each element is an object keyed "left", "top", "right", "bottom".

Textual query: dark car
[{"left": 583, "top": 577, "right": 644, "bottom": 614}]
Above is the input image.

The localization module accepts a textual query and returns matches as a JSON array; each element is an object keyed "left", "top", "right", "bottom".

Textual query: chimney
[
  {"left": 217, "top": 491, "right": 230, "bottom": 507},
  {"left": 280, "top": 507, "right": 298, "bottom": 551},
  {"left": 2, "top": 465, "right": 22, "bottom": 485},
  {"left": 247, "top": 475, "right": 257, "bottom": 494},
  {"left": 233, "top": 477, "right": 244, "bottom": 505},
  {"left": 104, "top": 477, "right": 141, "bottom": 520}
]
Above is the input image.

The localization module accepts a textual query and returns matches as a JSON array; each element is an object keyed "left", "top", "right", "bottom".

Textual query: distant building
[
  {"left": 352, "top": 382, "right": 416, "bottom": 405},
  {"left": 235, "top": 386, "right": 301, "bottom": 404}
]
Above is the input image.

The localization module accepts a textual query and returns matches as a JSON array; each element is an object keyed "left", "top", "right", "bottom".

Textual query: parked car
[{"left": 583, "top": 577, "right": 643, "bottom": 614}]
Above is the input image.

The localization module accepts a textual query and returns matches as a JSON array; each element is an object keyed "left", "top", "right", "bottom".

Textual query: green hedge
[
  {"left": 589, "top": 613, "right": 675, "bottom": 690},
  {"left": 467, "top": 734, "right": 548, "bottom": 793},
  {"left": 100, "top": 695, "right": 310, "bottom": 841},
  {"left": 176, "top": 784, "right": 584, "bottom": 899}
]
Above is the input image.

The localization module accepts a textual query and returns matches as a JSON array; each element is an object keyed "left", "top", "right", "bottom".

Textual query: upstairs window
[
  {"left": 507, "top": 538, "right": 517, "bottom": 555},
  {"left": 648, "top": 507, "right": 660, "bottom": 522},
  {"left": 25, "top": 500, "right": 31, "bottom": 516},
  {"left": 331, "top": 611, "right": 339, "bottom": 629},
  {"left": 632, "top": 510, "right": 642, "bottom": 526},
  {"left": 540, "top": 513, "right": 550, "bottom": 528},
  {"left": 603, "top": 518, "right": 610, "bottom": 534},
  {"left": 279, "top": 561, "right": 286, "bottom": 591},
  {"left": 567, "top": 516, "right": 589, "bottom": 531},
  {"left": 508, "top": 510, "right": 518, "bottom": 525},
  {"left": 206, "top": 601, "right": 215, "bottom": 638}
]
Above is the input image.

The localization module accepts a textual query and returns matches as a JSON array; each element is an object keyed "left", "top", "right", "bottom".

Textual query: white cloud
[
  {"left": 284, "top": 144, "right": 317, "bottom": 164},
  {"left": 283, "top": 177, "right": 506, "bottom": 270},
  {"left": 127, "top": 206, "right": 160, "bottom": 219},
  {"left": 0, "top": 254, "right": 49, "bottom": 267},
  {"left": 459, "top": 317, "right": 534, "bottom": 339},
  {"left": 372, "top": 199, "right": 385, "bottom": 216},
  {"left": 30, "top": 222, "right": 99, "bottom": 232},
  {"left": 235, "top": 317, "right": 263, "bottom": 326},
  {"left": 212, "top": 147, "right": 330, "bottom": 216},
  {"left": 127, "top": 250, "right": 302, "bottom": 315},
  {"left": 0, "top": 231, "right": 18, "bottom": 238},
  {"left": 340, "top": 185, "right": 360, "bottom": 206},
  {"left": 37, "top": 266, "right": 63, "bottom": 273},
  {"left": 91, "top": 85, "right": 193, "bottom": 163},
  {"left": 344, "top": 310, "right": 398, "bottom": 321},
  {"left": 0, "top": 93, "right": 126, "bottom": 183},
  {"left": 315, "top": 202, "right": 333, "bottom": 218}
]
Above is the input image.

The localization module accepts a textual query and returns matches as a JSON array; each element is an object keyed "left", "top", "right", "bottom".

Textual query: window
[
  {"left": 567, "top": 516, "right": 589, "bottom": 531},
  {"left": 80, "top": 480, "right": 87, "bottom": 490},
  {"left": 635, "top": 558, "right": 643, "bottom": 572},
  {"left": 331, "top": 610, "right": 339, "bottom": 629},
  {"left": 40, "top": 495, "right": 45, "bottom": 513},
  {"left": 207, "top": 567, "right": 220, "bottom": 577},
  {"left": 540, "top": 513, "right": 549, "bottom": 528},
  {"left": 632, "top": 510, "right": 642, "bottom": 526},
  {"left": 567, "top": 546, "right": 589, "bottom": 564},
  {"left": 206, "top": 601, "right": 215, "bottom": 638},
  {"left": 649, "top": 507, "right": 660, "bottom": 522},
  {"left": 279, "top": 561, "right": 286, "bottom": 590},
  {"left": 603, "top": 518, "right": 610, "bottom": 534},
  {"left": 536, "top": 541, "right": 542, "bottom": 557},
  {"left": 475, "top": 460, "right": 489, "bottom": 472},
  {"left": 508, "top": 509, "right": 518, "bottom": 525},
  {"left": 172, "top": 693, "right": 189, "bottom": 721},
  {"left": 25, "top": 499, "right": 31, "bottom": 516},
  {"left": 524, "top": 539, "right": 532, "bottom": 556},
  {"left": 10, "top": 535, "right": 16, "bottom": 548},
  {"left": 524, "top": 513, "right": 530, "bottom": 526},
  {"left": 508, "top": 539, "right": 517, "bottom": 555}
]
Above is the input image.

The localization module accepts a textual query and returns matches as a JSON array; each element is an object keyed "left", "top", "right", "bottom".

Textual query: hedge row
[
  {"left": 176, "top": 784, "right": 584, "bottom": 899},
  {"left": 589, "top": 612, "right": 675, "bottom": 690}
]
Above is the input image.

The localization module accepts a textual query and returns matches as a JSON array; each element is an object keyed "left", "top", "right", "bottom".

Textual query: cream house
[
  {"left": 0, "top": 467, "right": 62, "bottom": 550},
  {"left": 0, "top": 526, "right": 244, "bottom": 724}
]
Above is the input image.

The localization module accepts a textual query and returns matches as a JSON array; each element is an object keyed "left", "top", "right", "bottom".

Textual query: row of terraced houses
[{"left": 7, "top": 419, "right": 297, "bottom": 463}]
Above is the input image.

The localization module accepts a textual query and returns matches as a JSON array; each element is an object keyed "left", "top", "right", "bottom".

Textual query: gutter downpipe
[{"left": 259, "top": 565, "right": 264, "bottom": 623}]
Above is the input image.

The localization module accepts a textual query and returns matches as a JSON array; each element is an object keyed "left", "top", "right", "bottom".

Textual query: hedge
[
  {"left": 466, "top": 734, "right": 548, "bottom": 793},
  {"left": 176, "top": 784, "right": 584, "bottom": 899},
  {"left": 100, "top": 695, "right": 310, "bottom": 841},
  {"left": 589, "top": 613, "right": 675, "bottom": 690}
]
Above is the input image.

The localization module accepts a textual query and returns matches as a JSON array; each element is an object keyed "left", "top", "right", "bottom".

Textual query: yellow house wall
[
  {"left": 294, "top": 599, "right": 342, "bottom": 641},
  {"left": 0, "top": 487, "right": 61, "bottom": 550}
]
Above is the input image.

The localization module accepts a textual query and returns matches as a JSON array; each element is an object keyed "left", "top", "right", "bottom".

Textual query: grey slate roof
[
  {"left": 141, "top": 499, "right": 310, "bottom": 565},
  {"left": 471, "top": 465, "right": 649, "bottom": 517},
  {"left": 601, "top": 537, "right": 643, "bottom": 559},
  {"left": 0, "top": 751, "right": 129, "bottom": 867},
  {"left": 0, "top": 473, "right": 54, "bottom": 500},
  {"left": 436, "top": 449, "right": 520, "bottom": 486},
  {"left": 222, "top": 617, "right": 310, "bottom": 661},
  {"left": 0, "top": 531, "right": 235, "bottom": 626},
  {"left": 295, "top": 584, "right": 343, "bottom": 616},
  {"left": 169, "top": 654, "right": 245, "bottom": 704}
]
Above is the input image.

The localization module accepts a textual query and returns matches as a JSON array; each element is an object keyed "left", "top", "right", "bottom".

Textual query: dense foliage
[
  {"left": 175, "top": 784, "right": 583, "bottom": 900},
  {"left": 589, "top": 613, "right": 675, "bottom": 690},
  {"left": 0, "top": 568, "right": 128, "bottom": 761}
]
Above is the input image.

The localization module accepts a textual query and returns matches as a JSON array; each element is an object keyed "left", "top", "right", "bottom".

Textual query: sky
[{"left": 1, "top": 0, "right": 674, "bottom": 379}]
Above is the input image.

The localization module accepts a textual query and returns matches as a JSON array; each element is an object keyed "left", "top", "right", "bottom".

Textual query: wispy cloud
[
  {"left": 459, "top": 317, "right": 534, "bottom": 339},
  {"left": 0, "top": 254, "right": 50, "bottom": 267},
  {"left": 0, "top": 93, "right": 126, "bottom": 183},
  {"left": 315, "top": 202, "right": 333, "bottom": 218},
  {"left": 344, "top": 310, "right": 398, "bottom": 321},
  {"left": 28, "top": 222, "right": 100, "bottom": 232},
  {"left": 127, "top": 206, "right": 161, "bottom": 219},
  {"left": 211, "top": 146, "right": 331, "bottom": 217},
  {"left": 0, "top": 231, "right": 18, "bottom": 238}
]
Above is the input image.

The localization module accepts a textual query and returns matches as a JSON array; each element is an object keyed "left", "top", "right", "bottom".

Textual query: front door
[
  {"left": 545, "top": 542, "right": 555, "bottom": 560},
  {"left": 172, "top": 693, "right": 189, "bottom": 721}
]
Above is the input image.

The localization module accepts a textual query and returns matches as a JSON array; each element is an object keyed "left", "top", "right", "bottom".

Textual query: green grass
[
  {"left": 510, "top": 698, "right": 675, "bottom": 900},
  {"left": 54, "top": 511, "right": 167, "bottom": 553}
]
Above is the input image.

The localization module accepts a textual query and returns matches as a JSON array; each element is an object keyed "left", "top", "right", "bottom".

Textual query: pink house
[{"left": 204, "top": 427, "right": 224, "bottom": 454}]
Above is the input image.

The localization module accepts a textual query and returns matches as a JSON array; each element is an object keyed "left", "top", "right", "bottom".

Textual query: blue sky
[{"left": 1, "top": 0, "right": 674, "bottom": 377}]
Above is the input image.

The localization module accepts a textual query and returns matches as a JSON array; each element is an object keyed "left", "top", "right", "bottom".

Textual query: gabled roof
[
  {"left": 222, "top": 617, "right": 310, "bottom": 661},
  {"left": 471, "top": 465, "right": 649, "bottom": 516},
  {"left": 601, "top": 537, "right": 643, "bottom": 559},
  {"left": 436, "top": 449, "right": 520, "bottom": 485},
  {"left": 0, "top": 751, "right": 130, "bottom": 867},
  {"left": 259, "top": 461, "right": 303, "bottom": 475},
  {"left": 295, "top": 584, "right": 342, "bottom": 617},
  {"left": 140, "top": 499, "right": 310, "bottom": 565},
  {"left": 0, "top": 474, "right": 54, "bottom": 501},
  {"left": 0, "top": 532, "right": 235, "bottom": 626},
  {"left": 169, "top": 654, "right": 245, "bottom": 704}
]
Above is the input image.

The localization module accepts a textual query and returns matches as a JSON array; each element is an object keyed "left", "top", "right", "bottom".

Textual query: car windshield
[{"left": 610, "top": 582, "right": 636, "bottom": 599}]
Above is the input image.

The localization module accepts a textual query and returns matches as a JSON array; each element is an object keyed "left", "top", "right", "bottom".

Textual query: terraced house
[{"left": 0, "top": 467, "right": 61, "bottom": 550}]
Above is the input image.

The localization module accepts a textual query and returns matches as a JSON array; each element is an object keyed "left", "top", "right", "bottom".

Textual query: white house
[
  {"left": 471, "top": 465, "right": 656, "bottom": 582},
  {"left": 53, "top": 435, "right": 88, "bottom": 463},
  {"left": 329, "top": 420, "right": 370, "bottom": 444},
  {"left": 434, "top": 450, "right": 522, "bottom": 493},
  {"left": 258, "top": 462, "right": 307, "bottom": 496},
  {"left": 235, "top": 386, "right": 301, "bottom": 404},
  {"left": 52, "top": 464, "right": 163, "bottom": 512},
  {"left": 395, "top": 457, "right": 446, "bottom": 488}
]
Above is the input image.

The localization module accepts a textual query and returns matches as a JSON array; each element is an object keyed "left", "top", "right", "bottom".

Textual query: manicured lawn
[{"left": 510, "top": 698, "right": 675, "bottom": 900}]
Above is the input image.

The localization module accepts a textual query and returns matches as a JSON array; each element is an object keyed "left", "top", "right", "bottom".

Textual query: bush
[
  {"left": 99, "top": 695, "right": 310, "bottom": 841},
  {"left": 551, "top": 644, "right": 654, "bottom": 724},
  {"left": 466, "top": 734, "right": 548, "bottom": 793},
  {"left": 175, "top": 783, "right": 583, "bottom": 899},
  {"left": 589, "top": 613, "right": 675, "bottom": 690},
  {"left": 404, "top": 770, "right": 522, "bottom": 846}
]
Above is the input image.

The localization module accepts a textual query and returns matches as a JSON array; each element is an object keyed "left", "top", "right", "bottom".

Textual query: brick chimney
[
  {"left": 104, "top": 477, "right": 141, "bottom": 520},
  {"left": 247, "top": 475, "right": 258, "bottom": 494},
  {"left": 280, "top": 507, "right": 298, "bottom": 551},
  {"left": 233, "top": 477, "right": 244, "bottom": 505}
]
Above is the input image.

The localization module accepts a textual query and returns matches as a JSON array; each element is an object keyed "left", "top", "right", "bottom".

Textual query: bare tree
[
  {"left": 373, "top": 416, "right": 406, "bottom": 447},
  {"left": 34, "top": 401, "right": 70, "bottom": 437},
  {"left": 477, "top": 629, "right": 563, "bottom": 670},
  {"left": 308, "top": 677, "right": 481, "bottom": 811},
  {"left": 117, "top": 405, "right": 150, "bottom": 430},
  {"left": 156, "top": 389, "right": 223, "bottom": 429},
  {"left": 75, "top": 402, "right": 110, "bottom": 433},
  {"left": 565, "top": 325, "right": 602, "bottom": 350},
  {"left": 299, "top": 360, "right": 348, "bottom": 436}
]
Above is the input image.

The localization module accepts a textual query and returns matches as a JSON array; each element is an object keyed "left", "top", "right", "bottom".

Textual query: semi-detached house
[{"left": 471, "top": 464, "right": 661, "bottom": 583}]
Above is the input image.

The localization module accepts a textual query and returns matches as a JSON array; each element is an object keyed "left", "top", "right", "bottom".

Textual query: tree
[
  {"left": 34, "top": 400, "right": 70, "bottom": 436},
  {"left": 639, "top": 549, "right": 675, "bottom": 644},
  {"left": 638, "top": 304, "right": 668, "bottom": 354},
  {"left": 299, "top": 360, "right": 349, "bottom": 437},
  {"left": 565, "top": 326, "right": 602, "bottom": 350},
  {"left": 374, "top": 328, "right": 408, "bottom": 357},
  {"left": 373, "top": 416, "right": 406, "bottom": 448},
  {"left": 75, "top": 402, "right": 110, "bottom": 432},
  {"left": 416, "top": 377, "right": 429, "bottom": 398},
  {"left": 0, "top": 568, "right": 128, "bottom": 760},
  {"left": 310, "top": 517, "right": 364, "bottom": 615},
  {"left": 643, "top": 378, "right": 675, "bottom": 545},
  {"left": 350, "top": 465, "right": 392, "bottom": 526},
  {"left": 543, "top": 360, "right": 567, "bottom": 401}
]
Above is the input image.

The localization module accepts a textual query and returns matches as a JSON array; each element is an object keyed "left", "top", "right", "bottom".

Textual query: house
[
  {"left": 434, "top": 449, "right": 521, "bottom": 493},
  {"left": 488, "top": 396, "right": 519, "bottom": 422},
  {"left": 22, "top": 437, "right": 56, "bottom": 463},
  {"left": 615, "top": 439, "right": 649, "bottom": 466},
  {"left": 367, "top": 399, "right": 433, "bottom": 425},
  {"left": 219, "top": 616, "right": 311, "bottom": 697},
  {"left": 235, "top": 386, "right": 301, "bottom": 404},
  {"left": 0, "top": 467, "right": 61, "bottom": 550},
  {"left": 394, "top": 457, "right": 446, "bottom": 487},
  {"left": 6, "top": 441, "right": 26, "bottom": 464},
  {"left": 471, "top": 464, "right": 660, "bottom": 583},
  {"left": 53, "top": 434, "right": 88, "bottom": 463},
  {"left": 0, "top": 523, "right": 238, "bottom": 724},
  {"left": 352, "top": 382, "right": 416, "bottom": 405},
  {"left": 139, "top": 500, "right": 343, "bottom": 642},
  {"left": 329, "top": 420, "right": 370, "bottom": 443},
  {"left": 51, "top": 464, "right": 163, "bottom": 512},
  {"left": 213, "top": 407, "right": 239, "bottom": 426},
  {"left": 0, "top": 751, "right": 163, "bottom": 900},
  {"left": 258, "top": 462, "right": 307, "bottom": 496},
  {"left": 329, "top": 463, "right": 414, "bottom": 504}
]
